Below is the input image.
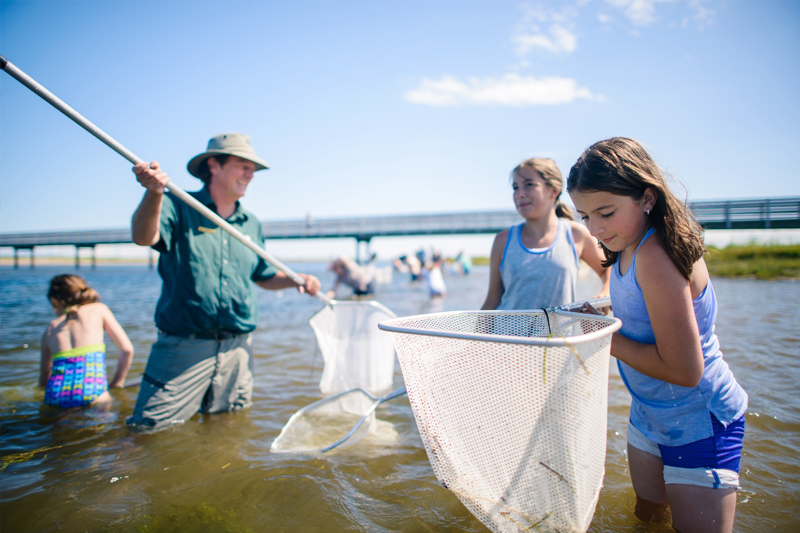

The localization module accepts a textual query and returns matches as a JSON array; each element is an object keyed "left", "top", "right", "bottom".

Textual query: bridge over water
[{"left": 2, "top": 197, "right": 798, "bottom": 268}]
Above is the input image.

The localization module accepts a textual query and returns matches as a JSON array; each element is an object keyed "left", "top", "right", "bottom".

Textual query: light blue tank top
[
  {"left": 612, "top": 228, "right": 748, "bottom": 446},
  {"left": 497, "top": 218, "right": 579, "bottom": 310}
]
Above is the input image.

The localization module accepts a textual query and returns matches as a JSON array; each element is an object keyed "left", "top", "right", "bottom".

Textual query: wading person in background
[
  {"left": 326, "top": 255, "right": 375, "bottom": 299},
  {"left": 127, "top": 133, "right": 321, "bottom": 432}
]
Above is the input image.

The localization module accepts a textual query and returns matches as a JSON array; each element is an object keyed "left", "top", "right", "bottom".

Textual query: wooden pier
[{"left": 2, "top": 197, "right": 798, "bottom": 268}]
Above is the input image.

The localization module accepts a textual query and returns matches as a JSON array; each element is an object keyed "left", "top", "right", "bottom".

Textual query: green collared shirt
[{"left": 152, "top": 187, "right": 277, "bottom": 335}]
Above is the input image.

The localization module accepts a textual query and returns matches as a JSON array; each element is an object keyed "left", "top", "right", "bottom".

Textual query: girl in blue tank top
[
  {"left": 481, "top": 157, "right": 609, "bottom": 310},
  {"left": 568, "top": 138, "right": 747, "bottom": 533}
]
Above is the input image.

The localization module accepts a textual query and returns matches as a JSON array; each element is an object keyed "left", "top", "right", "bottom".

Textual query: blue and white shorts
[{"left": 627, "top": 413, "right": 745, "bottom": 490}]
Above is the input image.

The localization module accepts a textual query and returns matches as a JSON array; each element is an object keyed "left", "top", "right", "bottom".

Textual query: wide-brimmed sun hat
[{"left": 187, "top": 133, "right": 270, "bottom": 178}]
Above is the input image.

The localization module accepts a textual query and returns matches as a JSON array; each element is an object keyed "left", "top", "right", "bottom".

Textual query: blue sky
[{"left": 1, "top": 0, "right": 799, "bottom": 256}]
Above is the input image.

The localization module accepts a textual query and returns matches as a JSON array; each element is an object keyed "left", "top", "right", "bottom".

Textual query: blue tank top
[
  {"left": 612, "top": 228, "right": 748, "bottom": 446},
  {"left": 497, "top": 218, "right": 579, "bottom": 310}
]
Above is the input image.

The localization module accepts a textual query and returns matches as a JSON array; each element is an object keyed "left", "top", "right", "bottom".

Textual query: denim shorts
[{"left": 627, "top": 413, "right": 745, "bottom": 490}]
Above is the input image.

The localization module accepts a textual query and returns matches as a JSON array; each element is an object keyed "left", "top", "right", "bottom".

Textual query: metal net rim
[{"left": 378, "top": 309, "right": 621, "bottom": 347}]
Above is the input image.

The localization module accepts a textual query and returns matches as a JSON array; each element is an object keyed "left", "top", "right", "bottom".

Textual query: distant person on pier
[
  {"left": 40, "top": 274, "right": 134, "bottom": 408},
  {"left": 481, "top": 157, "right": 609, "bottom": 311},
  {"left": 327, "top": 255, "right": 375, "bottom": 298},
  {"left": 128, "top": 133, "right": 321, "bottom": 432}
]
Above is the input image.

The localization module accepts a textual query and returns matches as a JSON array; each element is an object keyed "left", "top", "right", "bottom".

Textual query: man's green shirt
[{"left": 152, "top": 187, "right": 277, "bottom": 334}]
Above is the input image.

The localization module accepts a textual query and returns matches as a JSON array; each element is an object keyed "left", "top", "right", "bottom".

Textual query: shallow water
[{"left": 1, "top": 264, "right": 798, "bottom": 532}]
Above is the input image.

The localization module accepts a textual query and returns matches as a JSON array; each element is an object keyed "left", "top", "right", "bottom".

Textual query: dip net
[
  {"left": 310, "top": 300, "right": 397, "bottom": 395},
  {"left": 378, "top": 308, "right": 621, "bottom": 533},
  {"left": 271, "top": 300, "right": 399, "bottom": 453}
]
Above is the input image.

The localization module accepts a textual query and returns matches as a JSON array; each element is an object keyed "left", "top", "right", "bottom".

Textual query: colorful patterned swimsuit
[{"left": 44, "top": 343, "right": 108, "bottom": 407}]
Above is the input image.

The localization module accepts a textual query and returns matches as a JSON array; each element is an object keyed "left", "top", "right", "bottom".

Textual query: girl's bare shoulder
[
  {"left": 492, "top": 228, "right": 511, "bottom": 248},
  {"left": 636, "top": 233, "right": 682, "bottom": 283},
  {"left": 73, "top": 302, "right": 111, "bottom": 321},
  {"left": 47, "top": 314, "right": 66, "bottom": 330},
  {"left": 569, "top": 220, "right": 591, "bottom": 241}
]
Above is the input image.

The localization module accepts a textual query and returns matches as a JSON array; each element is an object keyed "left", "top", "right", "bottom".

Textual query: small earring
[{"left": 646, "top": 209, "right": 650, "bottom": 215}]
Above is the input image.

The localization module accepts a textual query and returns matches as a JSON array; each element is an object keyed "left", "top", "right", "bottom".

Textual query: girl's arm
[
  {"left": 571, "top": 221, "right": 610, "bottom": 298},
  {"left": 610, "top": 236, "right": 705, "bottom": 388},
  {"left": 39, "top": 329, "right": 53, "bottom": 387},
  {"left": 480, "top": 230, "right": 508, "bottom": 310},
  {"left": 102, "top": 305, "right": 135, "bottom": 388}
]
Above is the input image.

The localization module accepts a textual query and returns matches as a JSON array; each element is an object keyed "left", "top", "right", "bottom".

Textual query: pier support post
[
  {"left": 75, "top": 246, "right": 80, "bottom": 269},
  {"left": 14, "top": 247, "right": 34, "bottom": 269},
  {"left": 355, "top": 236, "right": 372, "bottom": 264}
]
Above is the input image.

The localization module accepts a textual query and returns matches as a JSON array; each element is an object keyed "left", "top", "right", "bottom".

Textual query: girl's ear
[{"left": 643, "top": 187, "right": 657, "bottom": 212}]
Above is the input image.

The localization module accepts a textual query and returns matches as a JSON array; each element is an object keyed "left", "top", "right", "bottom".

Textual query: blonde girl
[
  {"left": 481, "top": 157, "right": 609, "bottom": 310},
  {"left": 40, "top": 274, "right": 134, "bottom": 407},
  {"left": 567, "top": 137, "right": 747, "bottom": 533}
]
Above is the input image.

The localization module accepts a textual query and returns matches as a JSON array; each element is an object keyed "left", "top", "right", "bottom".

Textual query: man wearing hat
[{"left": 127, "top": 133, "right": 321, "bottom": 432}]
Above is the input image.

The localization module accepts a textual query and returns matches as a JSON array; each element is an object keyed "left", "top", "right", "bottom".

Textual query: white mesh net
[
  {"left": 379, "top": 310, "right": 621, "bottom": 533},
  {"left": 310, "top": 300, "right": 397, "bottom": 396},
  {"left": 271, "top": 300, "right": 399, "bottom": 453},
  {"left": 270, "top": 389, "right": 379, "bottom": 453}
]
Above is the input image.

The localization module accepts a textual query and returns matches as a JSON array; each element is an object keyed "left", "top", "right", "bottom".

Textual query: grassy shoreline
[
  {"left": 473, "top": 243, "right": 800, "bottom": 280},
  {"left": 704, "top": 244, "right": 799, "bottom": 280}
]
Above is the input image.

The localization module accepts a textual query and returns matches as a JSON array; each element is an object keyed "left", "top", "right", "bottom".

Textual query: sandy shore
[{"left": 0, "top": 257, "right": 153, "bottom": 267}]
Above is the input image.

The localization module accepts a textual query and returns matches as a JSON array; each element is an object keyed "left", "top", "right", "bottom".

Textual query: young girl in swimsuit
[
  {"left": 481, "top": 157, "right": 609, "bottom": 310},
  {"left": 567, "top": 137, "right": 747, "bottom": 533},
  {"left": 40, "top": 274, "right": 134, "bottom": 408}
]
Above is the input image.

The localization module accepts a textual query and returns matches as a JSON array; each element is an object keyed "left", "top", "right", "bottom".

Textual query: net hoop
[
  {"left": 378, "top": 308, "right": 620, "bottom": 346},
  {"left": 379, "top": 307, "right": 622, "bottom": 533}
]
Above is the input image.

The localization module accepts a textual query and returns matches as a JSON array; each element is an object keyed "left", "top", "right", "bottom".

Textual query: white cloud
[
  {"left": 603, "top": 0, "right": 714, "bottom": 29},
  {"left": 513, "top": 23, "right": 578, "bottom": 55},
  {"left": 597, "top": 12, "right": 614, "bottom": 24},
  {"left": 605, "top": 0, "right": 656, "bottom": 26},
  {"left": 404, "top": 74, "right": 600, "bottom": 107}
]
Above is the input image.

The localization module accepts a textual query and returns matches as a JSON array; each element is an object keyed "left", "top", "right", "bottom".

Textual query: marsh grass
[{"left": 705, "top": 244, "right": 800, "bottom": 280}]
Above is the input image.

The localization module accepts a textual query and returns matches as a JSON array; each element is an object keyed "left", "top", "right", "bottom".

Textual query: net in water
[
  {"left": 379, "top": 309, "right": 621, "bottom": 533},
  {"left": 270, "top": 389, "right": 379, "bottom": 452},
  {"left": 271, "top": 300, "right": 399, "bottom": 453}
]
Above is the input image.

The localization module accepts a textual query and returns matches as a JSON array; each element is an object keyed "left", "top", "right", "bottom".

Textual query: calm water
[{"left": 1, "top": 264, "right": 798, "bottom": 532}]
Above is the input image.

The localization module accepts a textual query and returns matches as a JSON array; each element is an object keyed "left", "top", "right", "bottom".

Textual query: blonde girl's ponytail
[
  {"left": 512, "top": 158, "right": 574, "bottom": 220},
  {"left": 554, "top": 200, "right": 574, "bottom": 220}
]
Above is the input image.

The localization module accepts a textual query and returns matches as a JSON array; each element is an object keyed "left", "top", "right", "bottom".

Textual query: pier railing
[
  {"left": 690, "top": 197, "right": 800, "bottom": 230},
  {"left": 1, "top": 197, "right": 798, "bottom": 253}
]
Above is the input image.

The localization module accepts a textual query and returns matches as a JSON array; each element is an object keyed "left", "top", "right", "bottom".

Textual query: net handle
[{"left": 0, "top": 54, "right": 331, "bottom": 306}]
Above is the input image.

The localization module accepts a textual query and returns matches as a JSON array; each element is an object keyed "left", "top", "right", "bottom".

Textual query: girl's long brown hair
[
  {"left": 566, "top": 137, "right": 705, "bottom": 280},
  {"left": 47, "top": 274, "right": 100, "bottom": 315},
  {"left": 512, "top": 158, "right": 574, "bottom": 220}
]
